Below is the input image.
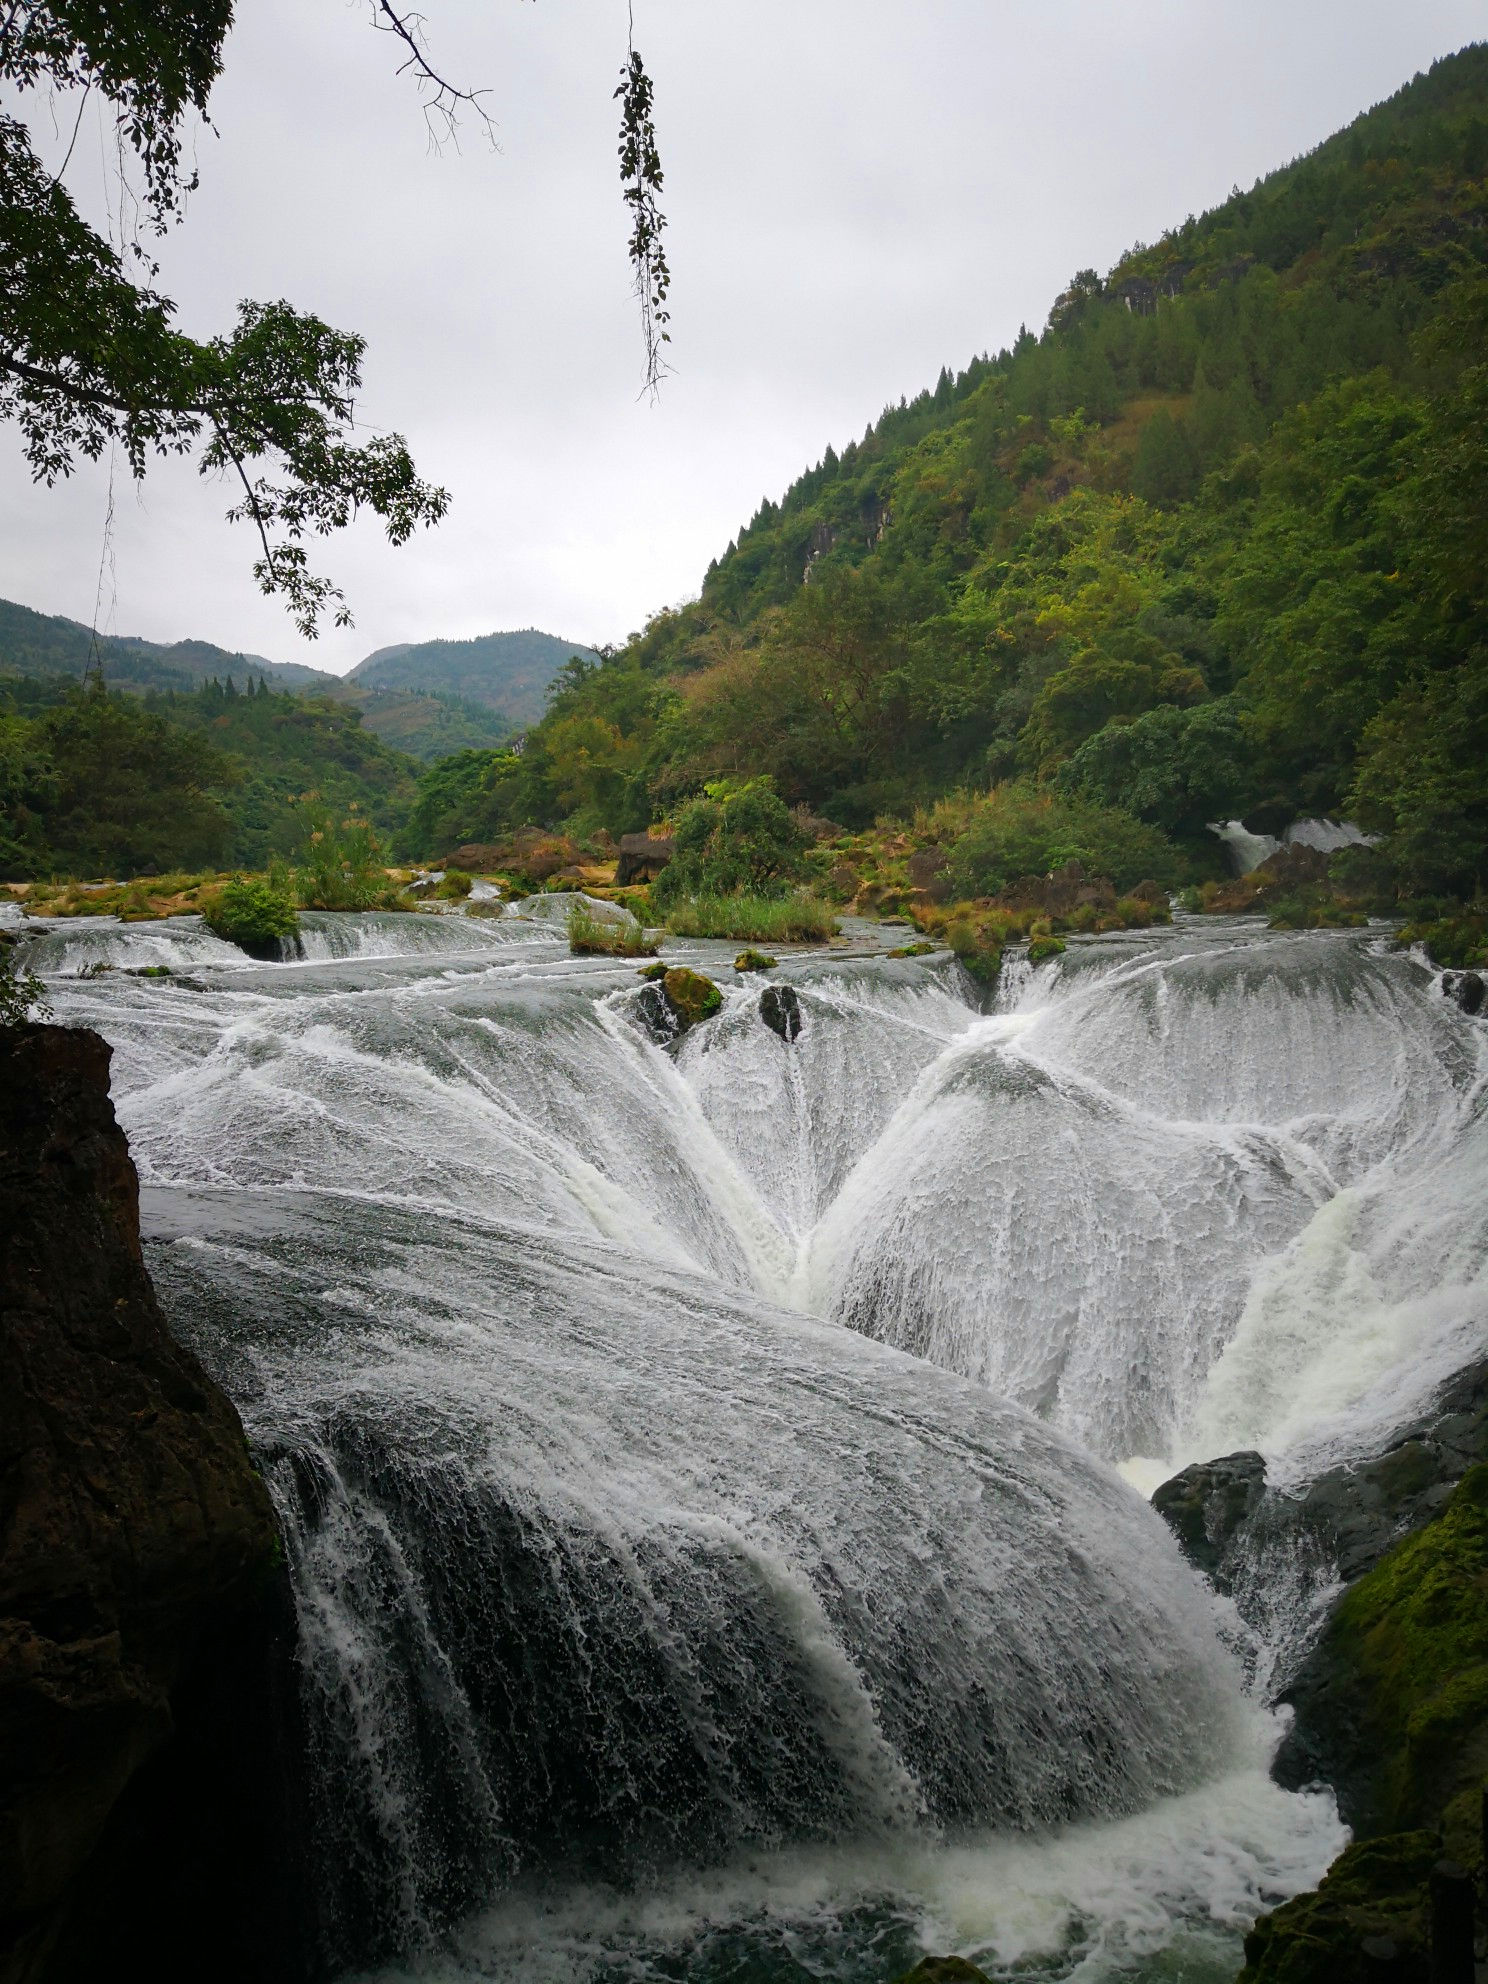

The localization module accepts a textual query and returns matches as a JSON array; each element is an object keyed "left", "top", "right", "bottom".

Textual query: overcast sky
[{"left": 7, "top": 1, "right": 1484, "bottom": 674}]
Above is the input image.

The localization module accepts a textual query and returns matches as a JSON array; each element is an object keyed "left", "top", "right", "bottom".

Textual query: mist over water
[{"left": 28, "top": 907, "right": 1485, "bottom": 1981}]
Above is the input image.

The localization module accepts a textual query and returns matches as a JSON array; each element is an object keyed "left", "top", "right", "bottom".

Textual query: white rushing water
[{"left": 25, "top": 903, "right": 1484, "bottom": 1983}]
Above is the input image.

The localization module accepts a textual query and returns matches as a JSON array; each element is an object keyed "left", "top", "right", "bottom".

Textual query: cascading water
[{"left": 27, "top": 903, "right": 1484, "bottom": 1980}]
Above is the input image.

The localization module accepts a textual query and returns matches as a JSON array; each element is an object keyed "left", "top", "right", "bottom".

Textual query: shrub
[
  {"left": 568, "top": 903, "right": 655, "bottom": 957},
  {"left": 202, "top": 876, "right": 301, "bottom": 957},
  {"left": 651, "top": 779, "right": 810, "bottom": 906},
  {"left": 947, "top": 782, "right": 1179, "bottom": 900},
  {"left": 0, "top": 941, "right": 48, "bottom": 1029},
  {"left": 294, "top": 804, "right": 402, "bottom": 911},
  {"left": 1395, "top": 914, "right": 1487, "bottom": 968},
  {"left": 661, "top": 893, "right": 837, "bottom": 943},
  {"left": 1027, "top": 935, "right": 1067, "bottom": 963}
]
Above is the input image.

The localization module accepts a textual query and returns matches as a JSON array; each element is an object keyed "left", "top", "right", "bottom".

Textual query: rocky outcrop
[
  {"left": 615, "top": 833, "right": 675, "bottom": 886},
  {"left": 1153, "top": 1362, "right": 1488, "bottom": 1984},
  {"left": 1154, "top": 1358, "right": 1488, "bottom": 1604},
  {"left": 1442, "top": 970, "right": 1485, "bottom": 1016},
  {"left": 0, "top": 1025, "right": 297, "bottom": 1984},
  {"left": 1151, "top": 1450, "right": 1266, "bottom": 1592},
  {"left": 759, "top": 984, "right": 802, "bottom": 1043}
]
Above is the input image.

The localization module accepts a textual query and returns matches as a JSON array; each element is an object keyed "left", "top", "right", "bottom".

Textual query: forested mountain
[
  {"left": 0, "top": 675, "right": 418, "bottom": 877},
  {"left": 0, "top": 597, "right": 513, "bottom": 764},
  {"left": 433, "top": 44, "right": 1488, "bottom": 898},
  {"left": 0, "top": 597, "right": 333, "bottom": 695},
  {"left": 349, "top": 629, "right": 602, "bottom": 730}
]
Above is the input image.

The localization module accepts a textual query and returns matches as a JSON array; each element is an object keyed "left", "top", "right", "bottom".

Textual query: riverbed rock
[
  {"left": 759, "top": 983, "right": 803, "bottom": 1043},
  {"left": 892, "top": 1960, "right": 993, "bottom": 1984},
  {"left": 662, "top": 968, "right": 722, "bottom": 1029},
  {"left": 1151, "top": 1450, "right": 1266, "bottom": 1591},
  {"left": 1442, "top": 970, "right": 1485, "bottom": 1016},
  {"left": 1274, "top": 1464, "right": 1488, "bottom": 1837},
  {"left": 0, "top": 1024, "right": 296, "bottom": 1984}
]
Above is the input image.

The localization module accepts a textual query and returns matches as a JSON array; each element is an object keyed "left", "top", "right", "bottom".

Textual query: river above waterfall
[{"left": 26, "top": 905, "right": 1486, "bottom": 1983}]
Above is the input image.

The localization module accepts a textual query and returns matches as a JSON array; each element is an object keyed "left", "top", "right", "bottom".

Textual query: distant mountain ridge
[
  {"left": 347, "top": 628, "right": 601, "bottom": 730},
  {"left": 0, "top": 597, "right": 337, "bottom": 696},
  {"left": 0, "top": 600, "right": 591, "bottom": 760}
]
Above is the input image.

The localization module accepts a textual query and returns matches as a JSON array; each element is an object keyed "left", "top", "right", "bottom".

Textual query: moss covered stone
[
  {"left": 887, "top": 941, "right": 937, "bottom": 958},
  {"left": 1283, "top": 1463, "right": 1488, "bottom": 1837},
  {"left": 636, "top": 960, "right": 668, "bottom": 981},
  {"left": 662, "top": 967, "right": 722, "bottom": 1029},
  {"left": 1238, "top": 1832, "right": 1439, "bottom": 1983},
  {"left": 1027, "top": 934, "right": 1067, "bottom": 964},
  {"left": 733, "top": 949, "right": 777, "bottom": 971}
]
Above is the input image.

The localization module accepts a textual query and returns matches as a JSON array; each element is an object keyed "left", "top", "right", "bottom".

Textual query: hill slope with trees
[
  {"left": 349, "top": 629, "right": 603, "bottom": 730},
  {"left": 420, "top": 44, "right": 1488, "bottom": 904}
]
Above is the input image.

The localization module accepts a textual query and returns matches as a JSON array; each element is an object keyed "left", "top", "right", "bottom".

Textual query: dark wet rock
[
  {"left": 0, "top": 1024, "right": 299, "bottom": 1984},
  {"left": 1151, "top": 1450, "right": 1267, "bottom": 1591},
  {"left": 893, "top": 1961, "right": 993, "bottom": 1984},
  {"left": 631, "top": 969, "right": 722, "bottom": 1044},
  {"left": 1157, "top": 1364, "right": 1488, "bottom": 1978},
  {"left": 633, "top": 981, "right": 675, "bottom": 1042},
  {"left": 1442, "top": 970, "right": 1484, "bottom": 1016},
  {"left": 759, "top": 983, "right": 803, "bottom": 1043},
  {"left": 1153, "top": 1358, "right": 1488, "bottom": 1612}
]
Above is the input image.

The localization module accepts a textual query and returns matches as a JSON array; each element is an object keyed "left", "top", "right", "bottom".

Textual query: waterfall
[{"left": 30, "top": 907, "right": 1473, "bottom": 1978}]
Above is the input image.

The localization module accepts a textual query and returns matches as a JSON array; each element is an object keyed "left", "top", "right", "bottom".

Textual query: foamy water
[{"left": 24, "top": 906, "right": 1479, "bottom": 1980}]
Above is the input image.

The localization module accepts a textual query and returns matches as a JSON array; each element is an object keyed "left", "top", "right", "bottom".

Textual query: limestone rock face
[{"left": 0, "top": 1025, "right": 293, "bottom": 1984}]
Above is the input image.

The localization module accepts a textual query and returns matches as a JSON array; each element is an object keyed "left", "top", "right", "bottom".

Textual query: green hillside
[
  {"left": 0, "top": 596, "right": 335, "bottom": 696},
  {"left": 349, "top": 629, "right": 602, "bottom": 730},
  {"left": 427, "top": 44, "right": 1488, "bottom": 901},
  {"left": 0, "top": 674, "right": 418, "bottom": 878}
]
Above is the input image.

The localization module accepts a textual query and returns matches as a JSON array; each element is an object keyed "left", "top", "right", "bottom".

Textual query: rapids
[{"left": 23, "top": 904, "right": 1485, "bottom": 1982}]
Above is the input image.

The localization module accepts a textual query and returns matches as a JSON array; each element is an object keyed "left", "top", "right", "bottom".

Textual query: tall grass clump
[
  {"left": 662, "top": 893, "right": 837, "bottom": 943},
  {"left": 293, "top": 803, "right": 404, "bottom": 911},
  {"left": 568, "top": 903, "right": 656, "bottom": 957}
]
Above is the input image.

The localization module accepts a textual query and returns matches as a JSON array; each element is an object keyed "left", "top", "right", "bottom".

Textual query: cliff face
[{"left": 0, "top": 1024, "right": 297, "bottom": 1984}]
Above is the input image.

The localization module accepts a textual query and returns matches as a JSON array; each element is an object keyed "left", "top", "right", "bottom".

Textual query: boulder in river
[
  {"left": 0, "top": 1024, "right": 296, "bottom": 1984},
  {"left": 1150, "top": 1450, "right": 1266, "bottom": 1592},
  {"left": 1442, "top": 970, "right": 1485, "bottom": 1016},
  {"left": 759, "top": 983, "right": 803, "bottom": 1043}
]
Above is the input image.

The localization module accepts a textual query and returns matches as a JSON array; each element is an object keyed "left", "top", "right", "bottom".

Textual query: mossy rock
[
  {"left": 1027, "top": 935, "right": 1067, "bottom": 963},
  {"left": 636, "top": 960, "right": 668, "bottom": 982},
  {"left": 887, "top": 941, "right": 936, "bottom": 958},
  {"left": 662, "top": 967, "right": 722, "bottom": 1029},
  {"left": 734, "top": 950, "right": 777, "bottom": 972},
  {"left": 1238, "top": 1832, "right": 1440, "bottom": 1983},
  {"left": 1281, "top": 1464, "right": 1488, "bottom": 1836},
  {"left": 892, "top": 1960, "right": 993, "bottom": 1984}
]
